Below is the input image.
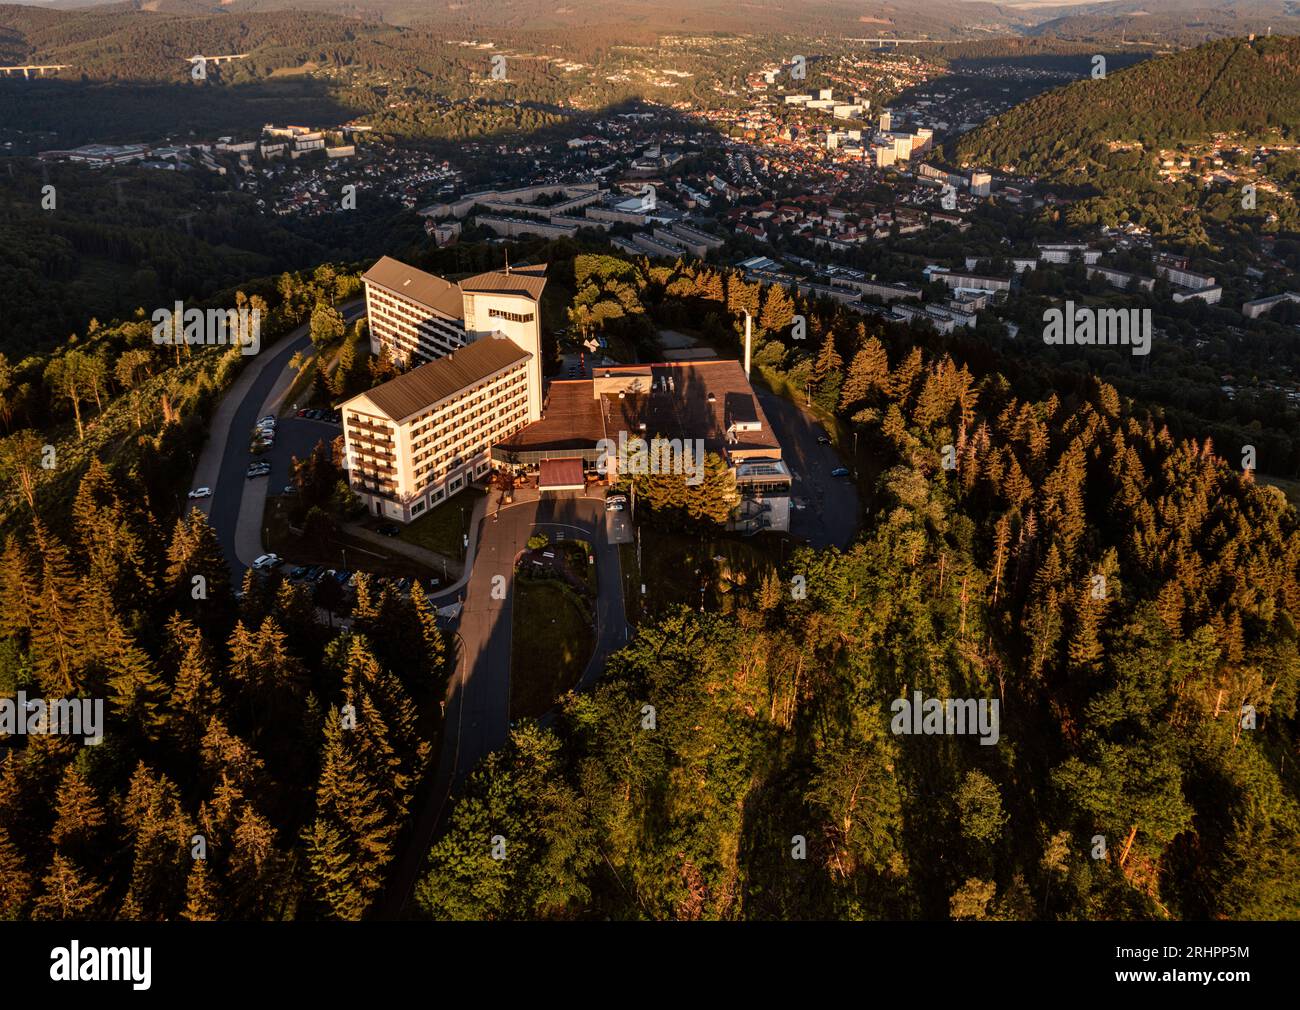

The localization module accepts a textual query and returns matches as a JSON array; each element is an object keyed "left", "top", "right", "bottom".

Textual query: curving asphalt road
[
  {"left": 379, "top": 490, "right": 627, "bottom": 915},
  {"left": 191, "top": 300, "right": 364, "bottom": 580}
]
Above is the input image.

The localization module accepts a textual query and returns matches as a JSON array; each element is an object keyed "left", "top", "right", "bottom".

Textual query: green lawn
[
  {"left": 263, "top": 497, "right": 436, "bottom": 579},
  {"left": 619, "top": 526, "right": 784, "bottom": 625},
  {"left": 509, "top": 579, "right": 594, "bottom": 719},
  {"left": 397, "top": 488, "right": 484, "bottom": 561}
]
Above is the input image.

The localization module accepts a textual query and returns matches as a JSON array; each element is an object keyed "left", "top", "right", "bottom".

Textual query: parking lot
[{"left": 756, "top": 391, "right": 860, "bottom": 549}]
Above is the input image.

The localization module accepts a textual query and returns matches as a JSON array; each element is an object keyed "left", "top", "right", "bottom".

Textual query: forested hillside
[
  {"left": 417, "top": 255, "right": 1300, "bottom": 920},
  {"left": 3, "top": 243, "right": 1297, "bottom": 921},
  {"left": 957, "top": 35, "right": 1300, "bottom": 176},
  {"left": 0, "top": 262, "right": 452, "bottom": 921},
  {"left": 0, "top": 162, "right": 422, "bottom": 354}
]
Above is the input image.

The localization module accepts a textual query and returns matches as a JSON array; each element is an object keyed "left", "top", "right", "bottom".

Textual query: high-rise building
[{"left": 344, "top": 257, "right": 547, "bottom": 520}]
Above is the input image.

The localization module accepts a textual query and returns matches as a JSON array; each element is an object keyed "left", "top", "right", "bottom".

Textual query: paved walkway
[{"left": 339, "top": 492, "right": 489, "bottom": 601}]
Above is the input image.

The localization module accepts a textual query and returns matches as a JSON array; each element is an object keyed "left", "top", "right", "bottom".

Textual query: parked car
[
  {"left": 606, "top": 500, "right": 625, "bottom": 512},
  {"left": 289, "top": 566, "right": 309, "bottom": 580},
  {"left": 326, "top": 410, "right": 341, "bottom": 423},
  {"left": 333, "top": 569, "right": 351, "bottom": 585},
  {"left": 816, "top": 432, "right": 832, "bottom": 445},
  {"left": 251, "top": 553, "right": 280, "bottom": 570},
  {"left": 304, "top": 565, "right": 324, "bottom": 583},
  {"left": 376, "top": 523, "right": 400, "bottom": 537},
  {"left": 260, "top": 415, "right": 277, "bottom": 427},
  {"left": 187, "top": 487, "right": 211, "bottom": 499},
  {"left": 830, "top": 466, "right": 851, "bottom": 478},
  {"left": 396, "top": 577, "right": 411, "bottom": 594},
  {"left": 296, "top": 408, "right": 309, "bottom": 418},
  {"left": 282, "top": 485, "right": 297, "bottom": 495}
]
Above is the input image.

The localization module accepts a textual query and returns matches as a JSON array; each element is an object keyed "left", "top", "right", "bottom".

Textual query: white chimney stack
[{"left": 743, "top": 311, "right": 752, "bottom": 379}]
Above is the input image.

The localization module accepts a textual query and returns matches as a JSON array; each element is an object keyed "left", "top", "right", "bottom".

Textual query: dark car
[
  {"left": 396, "top": 577, "right": 411, "bottom": 594},
  {"left": 830, "top": 466, "right": 851, "bottom": 478},
  {"left": 377, "top": 523, "right": 401, "bottom": 537},
  {"left": 290, "top": 565, "right": 309, "bottom": 580},
  {"left": 333, "top": 569, "right": 351, "bottom": 585},
  {"left": 816, "top": 433, "right": 832, "bottom": 445}
]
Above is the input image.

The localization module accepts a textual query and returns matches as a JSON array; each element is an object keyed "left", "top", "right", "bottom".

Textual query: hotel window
[
  {"left": 487, "top": 308, "right": 535, "bottom": 324},
  {"left": 412, "top": 500, "right": 427, "bottom": 516}
]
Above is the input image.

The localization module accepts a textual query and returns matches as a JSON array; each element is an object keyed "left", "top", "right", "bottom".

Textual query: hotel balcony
[
  {"left": 352, "top": 472, "right": 398, "bottom": 494},
  {"left": 347, "top": 420, "right": 395, "bottom": 443},
  {"left": 351, "top": 447, "right": 397, "bottom": 468},
  {"left": 354, "top": 461, "right": 398, "bottom": 478}
]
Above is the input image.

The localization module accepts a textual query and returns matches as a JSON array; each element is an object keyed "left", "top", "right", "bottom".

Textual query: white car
[
  {"left": 188, "top": 487, "right": 212, "bottom": 499},
  {"left": 251, "top": 553, "right": 280, "bottom": 570}
]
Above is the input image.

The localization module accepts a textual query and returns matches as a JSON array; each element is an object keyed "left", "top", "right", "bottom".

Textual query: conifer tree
[
  {"left": 29, "top": 520, "right": 85, "bottom": 695},
  {"left": 0, "top": 825, "right": 32, "bottom": 919},
  {"left": 50, "top": 764, "right": 106, "bottom": 860},
  {"left": 118, "top": 763, "right": 193, "bottom": 921},
  {"left": 181, "top": 859, "right": 221, "bottom": 921},
  {"left": 304, "top": 705, "right": 399, "bottom": 920},
  {"left": 31, "top": 855, "right": 105, "bottom": 921}
]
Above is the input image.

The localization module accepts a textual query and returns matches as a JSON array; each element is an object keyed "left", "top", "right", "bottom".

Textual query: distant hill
[
  {"left": 1021, "top": 0, "right": 1300, "bottom": 45},
  {"left": 0, "top": 3, "right": 388, "bottom": 79},
  {"left": 956, "top": 34, "right": 1300, "bottom": 176}
]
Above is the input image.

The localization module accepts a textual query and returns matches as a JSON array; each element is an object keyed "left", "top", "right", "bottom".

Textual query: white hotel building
[
  {"left": 342, "top": 257, "right": 547, "bottom": 521},
  {"left": 344, "top": 255, "right": 791, "bottom": 531}
]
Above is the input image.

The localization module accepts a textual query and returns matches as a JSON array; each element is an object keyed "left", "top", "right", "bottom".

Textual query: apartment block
[
  {"left": 1156, "top": 264, "right": 1216, "bottom": 290},
  {"left": 931, "top": 270, "right": 1014, "bottom": 295},
  {"left": 1087, "top": 265, "right": 1156, "bottom": 292}
]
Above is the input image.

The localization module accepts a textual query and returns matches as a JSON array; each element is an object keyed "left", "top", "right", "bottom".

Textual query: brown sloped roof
[
  {"left": 458, "top": 265, "right": 547, "bottom": 301},
  {"left": 362, "top": 336, "right": 529, "bottom": 422},
  {"left": 362, "top": 256, "right": 465, "bottom": 320}
]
